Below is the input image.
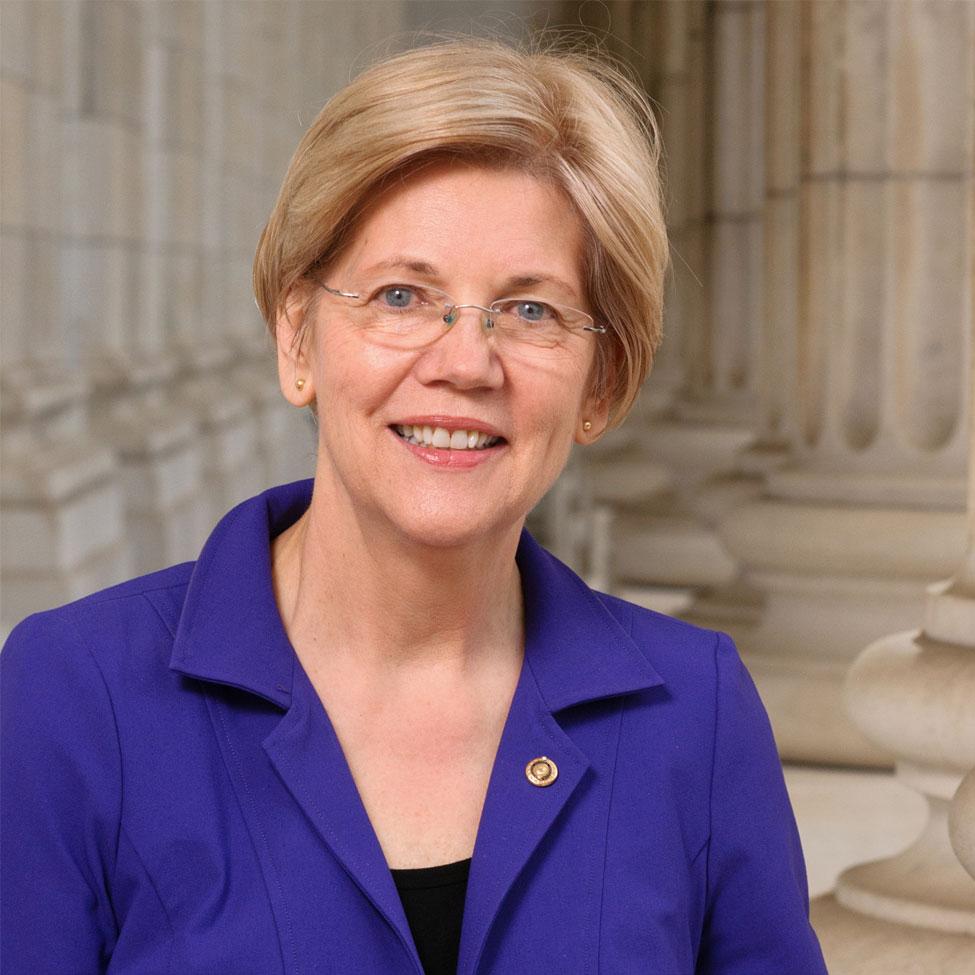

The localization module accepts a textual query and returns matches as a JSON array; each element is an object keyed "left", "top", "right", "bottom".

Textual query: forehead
[{"left": 337, "top": 163, "right": 586, "bottom": 296}]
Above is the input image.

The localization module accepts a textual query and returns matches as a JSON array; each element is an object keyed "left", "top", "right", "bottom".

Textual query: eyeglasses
[{"left": 317, "top": 281, "right": 606, "bottom": 355}]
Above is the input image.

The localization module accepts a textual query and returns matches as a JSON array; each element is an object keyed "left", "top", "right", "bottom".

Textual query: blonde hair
[{"left": 254, "top": 37, "right": 668, "bottom": 427}]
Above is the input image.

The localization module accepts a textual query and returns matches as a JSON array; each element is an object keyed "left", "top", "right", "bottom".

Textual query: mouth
[{"left": 390, "top": 423, "right": 506, "bottom": 451}]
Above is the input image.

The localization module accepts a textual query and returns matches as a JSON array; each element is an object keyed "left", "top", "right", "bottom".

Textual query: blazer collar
[
  {"left": 169, "top": 480, "right": 309, "bottom": 708},
  {"left": 516, "top": 530, "right": 664, "bottom": 710},
  {"left": 170, "top": 479, "right": 665, "bottom": 710}
]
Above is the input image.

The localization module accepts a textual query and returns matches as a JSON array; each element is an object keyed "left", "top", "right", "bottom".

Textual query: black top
[{"left": 390, "top": 857, "right": 472, "bottom": 975}]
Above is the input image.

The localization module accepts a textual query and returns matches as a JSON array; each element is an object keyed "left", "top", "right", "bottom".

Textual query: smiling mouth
[{"left": 391, "top": 424, "right": 505, "bottom": 450}]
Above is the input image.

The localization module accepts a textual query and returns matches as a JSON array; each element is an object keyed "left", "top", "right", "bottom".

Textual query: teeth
[{"left": 394, "top": 425, "right": 501, "bottom": 450}]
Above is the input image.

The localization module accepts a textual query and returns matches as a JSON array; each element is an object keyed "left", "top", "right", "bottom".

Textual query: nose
[{"left": 413, "top": 304, "right": 505, "bottom": 391}]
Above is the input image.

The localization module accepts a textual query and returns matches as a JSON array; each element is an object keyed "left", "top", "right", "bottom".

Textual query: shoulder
[
  {"left": 590, "top": 592, "right": 782, "bottom": 783},
  {"left": 594, "top": 589, "right": 718, "bottom": 648},
  {"left": 519, "top": 532, "right": 742, "bottom": 718},
  {"left": 1, "top": 563, "right": 200, "bottom": 804},
  {"left": 4, "top": 561, "right": 193, "bottom": 645},
  {"left": 520, "top": 531, "right": 728, "bottom": 686},
  {"left": 2, "top": 562, "right": 194, "bottom": 690},
  {"left": 593, "top": 589, "right": 733, "bottom": 687},
  {"left": 590, "top": 589, "right": 767, "bottom": 753}
]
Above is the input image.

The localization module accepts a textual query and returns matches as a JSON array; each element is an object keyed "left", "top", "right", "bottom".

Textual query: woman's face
[{"left": 278, "top": 162, "right": 608, "bottom": 549}]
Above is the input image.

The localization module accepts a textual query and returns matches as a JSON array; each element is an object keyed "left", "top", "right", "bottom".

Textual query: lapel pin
[{"left": 525, "top": 756, "right": 558, "bottom": 787}]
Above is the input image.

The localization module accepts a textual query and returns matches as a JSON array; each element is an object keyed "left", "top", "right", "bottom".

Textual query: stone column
[
  {"left": 87, "top": 0, "right": 207, "bottom": 572},
  {"left": 713, "top": 0, "right": 972, "bottom": 767},
  {"left": 595, "top": 0, "right": 700, "bottom": 436},
  {"left": 172, "top": 0, "right": 266, "bottom": 529},
  {"left": 632, "top": 0, "right": 683, "bottom": 414},
  {"left": 1, "top": 0, "right": 128, "bottom": 633},
  {"left": 681, "top": 0, "right": 804, "bottom": 634},
  {"left": 548, "top": 0, "right": 675, "bottom": 582},
  {"left": 598, "top": 0, "right": 764, "bottom": 606},
  {"left": 229, "top": 2, "right": 320, "bottom": 485},
  {"left": 812, "top": 173, "right": 975, "bottom": 973}
]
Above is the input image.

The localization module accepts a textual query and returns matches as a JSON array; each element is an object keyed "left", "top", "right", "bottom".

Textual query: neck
[{"left": 271, "top": 483, "right": 525, "bottom": 680}]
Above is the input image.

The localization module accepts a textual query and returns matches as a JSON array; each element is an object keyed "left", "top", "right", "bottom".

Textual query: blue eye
[
  {"left": 513, "top": 301, "right": 551, "bottom": 323},
  {"left": 380, "top": 286, "right": 415, "bottom": 309}
]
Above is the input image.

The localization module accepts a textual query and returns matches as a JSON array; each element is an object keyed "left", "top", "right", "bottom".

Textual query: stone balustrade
[{"left": 813, "top": 290, "right": 975, "bottom": 969}]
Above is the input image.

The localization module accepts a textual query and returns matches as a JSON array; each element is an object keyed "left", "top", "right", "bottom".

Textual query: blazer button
[{"left": 525, "top": 756, "right": 558, "bottom": 787}]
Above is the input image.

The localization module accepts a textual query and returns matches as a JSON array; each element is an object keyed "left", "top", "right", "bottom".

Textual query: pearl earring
[
  {"left": 295, "top": 378, "right": 305, "bottom": 391},
  {"left": 583, "top": 420, "right": 592, "bottom": 432}
]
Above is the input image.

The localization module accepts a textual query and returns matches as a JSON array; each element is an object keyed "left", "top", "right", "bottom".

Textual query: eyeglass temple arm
[{"left": 320, "top": 283, "right": 360, "bottom": 299}]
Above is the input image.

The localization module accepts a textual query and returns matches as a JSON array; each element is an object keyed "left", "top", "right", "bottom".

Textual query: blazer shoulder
[
  {"left": 594, "top": 589, "right": 727, "bottom": 685},
  {"left": 2, "top": 562, "right": 194, "bottom": 678}
]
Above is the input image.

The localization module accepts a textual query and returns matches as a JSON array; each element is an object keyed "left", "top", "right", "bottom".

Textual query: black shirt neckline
[
  {"left": 390, "top": 856, "right": 472, "bottom": 973},
  {"left": 390, "top": 856, "right": 472, "bottom": 891}
]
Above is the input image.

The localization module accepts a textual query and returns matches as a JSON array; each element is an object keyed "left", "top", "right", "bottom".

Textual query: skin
[{"left": 269, "top": 163, "right": 610, "bottom": 866}]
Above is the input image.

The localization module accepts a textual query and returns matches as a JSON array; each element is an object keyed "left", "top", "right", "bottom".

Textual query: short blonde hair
[{"left": 254, "top": 37, "right": 667, "bottom": 427}]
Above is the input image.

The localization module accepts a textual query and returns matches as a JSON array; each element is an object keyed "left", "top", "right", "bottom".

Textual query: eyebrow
[
  {"left": 360, "top": 257, "right": 438, "bottom": 278},
  {"left": 503, "top": 274, "right": 581, "bottom": 301},
  {"left": 357, "top": 257, "right": 582, "bottom": 302}
]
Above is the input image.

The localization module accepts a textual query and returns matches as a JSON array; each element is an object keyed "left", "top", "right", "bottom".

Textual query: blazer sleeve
[
  {"left": 695, "top": 632, "right": 828, "bottom": 974},
  {"left": 1, "top": 613, "right": 121, "bottom": 973}
]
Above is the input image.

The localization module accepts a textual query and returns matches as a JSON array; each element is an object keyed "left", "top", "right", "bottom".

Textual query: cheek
[
  {"left": 317, "top": 329, "right": 414, "bottom": 412},
  {"left": 516, "top": 368, "right": 589, "bottom": 478},
  {"left": 522, "top": 358, "right": 591, "bottom": 431}
]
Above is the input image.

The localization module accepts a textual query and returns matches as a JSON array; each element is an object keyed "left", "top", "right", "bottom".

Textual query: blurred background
[{"left": 1, "top": 0, "right": 973, "bottom": 969}]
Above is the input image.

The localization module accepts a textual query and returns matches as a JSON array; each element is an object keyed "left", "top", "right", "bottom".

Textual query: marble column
[
  {"left": 712, "top": 0, "right": 971, "bottom": 766},
  {"left": 172, "top": 0, "right": 277, "bottom": 529},
  {"left": 647, "top": 0, "right": 703, "bottom": 416},
  {"left": 681, "top": 0, "right": 805, "bottom": 637},
  {"left": 542, "top": 0, "right": 673, "bottom": 582},
  {"left": 227, "top": 0, "right": 314, "bottom": 494},
  {"left": 812, "top": 213, "right": 975, "bottom": 974},
  {"left": 598, "top": 0, "right": 763, "bottom": 606},
  {"left": 86, "top": 0, "right": 208, "bottom": 571},
  {"left": 1, "top": 0, "right": 128, "bottom": 633}
]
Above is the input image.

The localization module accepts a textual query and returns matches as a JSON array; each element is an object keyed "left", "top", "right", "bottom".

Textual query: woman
[{"left": 1, "top": 39, "right": 827, "bottom": 975}]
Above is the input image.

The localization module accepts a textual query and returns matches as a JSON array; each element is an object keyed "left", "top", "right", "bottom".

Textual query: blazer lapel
[
  {"left": 170, "top": 482, "right": 423, "bottom": 972},
  {"left": 456, "top": 661, "right": 590, "bottom": 975},
  {"left": 262, "top": 665, "right": 423, "bottom": 973},
  {"left": 457, "top": 534, "right": 666, "bottom": 975}
]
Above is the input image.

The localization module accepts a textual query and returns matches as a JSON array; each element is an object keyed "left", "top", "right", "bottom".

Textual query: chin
[{"left": 385, "top": 501, "right": 522, "bottom": 552}]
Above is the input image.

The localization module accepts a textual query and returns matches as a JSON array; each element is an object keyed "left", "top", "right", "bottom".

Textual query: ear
[
  {"left": 274, "top": 286, "right": 317, "bottom": 408},
  {"left": 575, "top": 394, "right": 610, "bottom": 445}
]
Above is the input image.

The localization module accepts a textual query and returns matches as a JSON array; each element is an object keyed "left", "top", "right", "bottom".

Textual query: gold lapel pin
[{"left": 525, "top": 756, "right": 558, "bottom": 787}]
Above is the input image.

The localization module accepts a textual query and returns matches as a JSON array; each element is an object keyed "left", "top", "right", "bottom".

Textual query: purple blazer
[{"left": 1, "top": 480, "right": 827, "bottom": 974}]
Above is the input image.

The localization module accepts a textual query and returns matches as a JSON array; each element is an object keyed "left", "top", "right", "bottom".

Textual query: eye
[
  {"left": 376, "top": 285, "right": 418, "bottom": 310},
  {"left": 502, "top": 300, "right": 559, "bottom": 325},
  {"left": 516, "top": 301, "right": 547, "bottom": 322}
]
